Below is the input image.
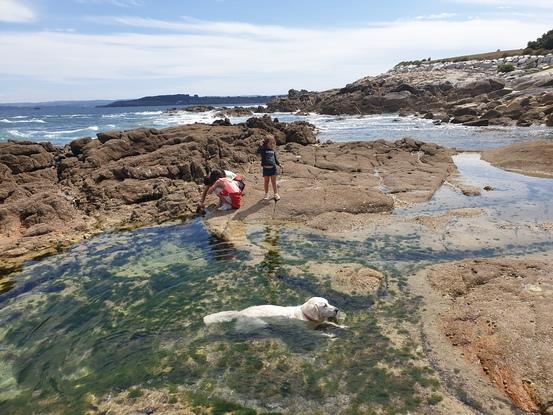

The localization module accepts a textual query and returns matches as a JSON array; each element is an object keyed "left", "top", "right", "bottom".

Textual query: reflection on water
[
  {"left": 398, "top": 153, "right": 553, "bottom": 222},
  {"left": 1, "top": 156, "right": 553, "bottom": 414}
]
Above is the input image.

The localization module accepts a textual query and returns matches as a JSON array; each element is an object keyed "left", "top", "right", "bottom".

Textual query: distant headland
[{"left": 99, "top": 93, "right": 283, "bottom": 108}]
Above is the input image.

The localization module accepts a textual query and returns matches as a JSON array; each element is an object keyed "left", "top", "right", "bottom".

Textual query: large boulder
[{"left": 456, "top": 79, "right": 504, "bottom": 97}]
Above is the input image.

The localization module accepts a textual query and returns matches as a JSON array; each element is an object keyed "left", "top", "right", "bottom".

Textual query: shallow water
[
  {"left": 1, "top": 154, "right": 552, "bottom": 414},
  {"left": 1, "top": 104, "right": 551, "bottom": 150}
]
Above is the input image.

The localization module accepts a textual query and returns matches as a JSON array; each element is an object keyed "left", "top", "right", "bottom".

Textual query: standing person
[
  {"left": 198, "top": 169, "right": 245, "bottom": 211},
  {"left": 257, "top": 136, "right": 281, "bottom": 201}
]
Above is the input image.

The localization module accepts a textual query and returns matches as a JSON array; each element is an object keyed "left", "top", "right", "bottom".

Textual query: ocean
[{"left": 1, "top": 103, "right": 551, "bottom": 150}]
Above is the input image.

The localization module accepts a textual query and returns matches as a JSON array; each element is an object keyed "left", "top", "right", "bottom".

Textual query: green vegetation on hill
[{"left": 527, "top": 29, "right": 553, "bottom": 50}]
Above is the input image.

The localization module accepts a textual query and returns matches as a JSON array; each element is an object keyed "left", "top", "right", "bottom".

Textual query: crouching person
[{"left": 198, "top": 169, "right": 245, "bottom": 211}]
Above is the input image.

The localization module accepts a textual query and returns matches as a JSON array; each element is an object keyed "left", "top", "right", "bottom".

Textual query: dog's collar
[{"left": 302, "top": 312, "right": 318, "bottom": 322}]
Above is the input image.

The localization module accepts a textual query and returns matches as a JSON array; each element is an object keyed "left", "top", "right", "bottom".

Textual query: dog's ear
[{"left": 301, "top": 300, "right": 320, "bottom": 321}]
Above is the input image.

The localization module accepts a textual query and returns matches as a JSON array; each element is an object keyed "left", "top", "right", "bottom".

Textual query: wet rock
[
  {"left": 212, "top": 118, "right": 231, "bottom": 126},
  {"left": 214, "top": 107, "right": 254, "bottom": 118},
  {"left": 463, "top": 119, "right": 489, "bottom": 127},
  {"left": 418, "top": 257, "right": 553, "bottom": 413},
  {"left": 482, "top": 140, "right": 553, "bottom": 178}
]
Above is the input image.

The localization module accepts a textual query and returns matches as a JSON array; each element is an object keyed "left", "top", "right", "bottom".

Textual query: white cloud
[
  {"left": 0, "top": 0, "right": 35, "bottom": 22},
  {"left": 0, "top": 17, "right": 550, "bottom": 100},
  {"left": 451, "top": 0, "right": 553, "bottom": 8},
  {"left": 415, "top": 13, "right": 457, "bottom": 20},
  {"left": 76, "top": 0, "right": 144, "bottom": 7}
]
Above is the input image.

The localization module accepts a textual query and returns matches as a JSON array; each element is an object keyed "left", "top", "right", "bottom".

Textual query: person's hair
[
  {"left": 203, "top": 169, "right": 224, "bottom": 186},
  {"left": 263, "top": 136, "right": 276, "bottom": 150}
]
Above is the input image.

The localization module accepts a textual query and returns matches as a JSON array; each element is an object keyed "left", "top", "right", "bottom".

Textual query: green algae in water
[{"left": 0, "top": 220, "right": 446, "bottom": 414}]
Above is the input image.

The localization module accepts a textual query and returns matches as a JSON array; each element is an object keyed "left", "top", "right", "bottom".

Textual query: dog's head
[{"left": 301, "top": 297, "right": 339, "bottom": 322}]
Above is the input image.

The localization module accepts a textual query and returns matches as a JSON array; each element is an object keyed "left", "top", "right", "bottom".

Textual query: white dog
[{"left": 203, "top": 297, "right": 346, "bottom": 330}]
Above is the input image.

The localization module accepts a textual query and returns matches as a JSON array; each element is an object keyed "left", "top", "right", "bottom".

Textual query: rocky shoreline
[
  {"left": 1, "top": 111, "right": 553, "bottom": 414},
  {"left": 0, "top": 116, "right": 455, "bottom": 276},
  {"left": 267, "top": 67, "right": 553, "bottom": 128}
]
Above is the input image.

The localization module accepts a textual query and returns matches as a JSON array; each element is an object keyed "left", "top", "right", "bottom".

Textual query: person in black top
[{"left": 257, "top": 135, "right": 281, "bottom": 200}]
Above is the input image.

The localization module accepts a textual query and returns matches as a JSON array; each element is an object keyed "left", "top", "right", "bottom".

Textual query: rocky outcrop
[
  {"left": 205, "top": 137, "right": 455, "bottom": 238},
  {"left": 0, "top": 121, "right": 455, "bottom": 273},
  {"left": 267, "top": 67, "right": 553, "bottom": 127},
  {"left": 0, "top": 118, "right": 317, "bottom": 273},
  {"left": 416, "top": 257, "right": 553, "bottom": 414},
  {"left": 482, "top": 140, "right": 553, "bottom": 178}
]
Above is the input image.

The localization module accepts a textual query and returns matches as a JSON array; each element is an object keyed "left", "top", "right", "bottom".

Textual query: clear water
[
  {"left": 1, "top": 155, "right": 552, "bottom": 414},
  {"left": 1, "top": 104, "right": 552, "bottom": 150}
]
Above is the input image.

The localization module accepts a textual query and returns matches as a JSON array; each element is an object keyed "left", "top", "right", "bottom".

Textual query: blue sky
[{"left": 1, "top": 0, "right": 552, "bottom": 102}]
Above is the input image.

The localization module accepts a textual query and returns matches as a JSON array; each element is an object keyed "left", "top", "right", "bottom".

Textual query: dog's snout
[{"left": 334, "top": 307, "right": 339, "bottom": 314}]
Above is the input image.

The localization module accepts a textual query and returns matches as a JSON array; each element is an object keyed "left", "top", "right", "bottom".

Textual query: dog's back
[
  {"left": 241, "top": 305, "right": 297, "bottom": 319},
  {"left": 203, "top": 310, "right": 241, "bottom": 325}
]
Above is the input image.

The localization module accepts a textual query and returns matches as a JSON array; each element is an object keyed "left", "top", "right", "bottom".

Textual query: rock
[
  {"left": 516, "top": 119, "right": 531, "bottom": 127},
  {"left": 212, "top": 118, "right": 231, "bottom": 126},
  {"left": 96, "top": 131, "right": 122, "bottom": 144},
  {"left": 0, "top": 142, "right": 56, "bottom": 173},
  {"left": 417, "top": 258, "right": 553, "bottom": 413},
  {"left": 547, "top": 114, "right": 553, "bottom": 127},
  {"left": 451, "top": 115, "right": 478, "bottom": 124},
  {"left": 482, "top": 140, "right": 553, "bottom": 177},
  {"left": 456, "top": 79, "right": 504, "bottom": 97},
  {"left": 481, "top": 109, "right": 502, "bottom": 119},
  {"left": 463, "top": 119, "right": 489, "bottom": 127},
  {"left": 69, "top": 137, "right": 93, "bottom": 156},
  {"left": 452, "top": 104, "right": 479, "bottom": 117},
  {"left": 214, "top": 107, "right": 254, "bottom": 118},
  {"left": 183, "top": 105, "right": 215, "bottom": 112}
]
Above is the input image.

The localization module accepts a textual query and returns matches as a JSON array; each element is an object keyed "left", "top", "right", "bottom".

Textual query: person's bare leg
[
  {"left": 271, "top": 176, "right": 280, "bottom": 200},
  {"left": 263, "top": 176, "right": 270, "bottom": 198}
]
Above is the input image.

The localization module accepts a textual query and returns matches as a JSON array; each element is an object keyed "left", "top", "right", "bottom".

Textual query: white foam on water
[
  {"left": 133, "top": 111, "right": 163, "bottom": 116},
  {"left": 1, "top": 118, "right": 46, "bottom": 124},
  {"left": 102, "top": 113, "right": 129, "bottom": 119},
  {"left": 60, "top": 114, "right": 91, "bottom": 118},
  {"left": 43, "top": 126, "right": 99, "bottom": 138},
  {"left": 6, "top": 129, "right": 31, "bottom": 138},
  {"left": 150, "top": 110, "right": 221, "bottom": 127}
]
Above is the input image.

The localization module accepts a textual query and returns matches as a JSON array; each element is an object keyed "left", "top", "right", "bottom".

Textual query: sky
[{"left": 0, "top": 0, "right": 552, "bottom": 103}]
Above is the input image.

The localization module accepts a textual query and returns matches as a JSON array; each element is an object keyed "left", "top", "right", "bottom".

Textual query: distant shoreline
[{"left": 99, "top": 94, "right": 283, "bottom": 108}]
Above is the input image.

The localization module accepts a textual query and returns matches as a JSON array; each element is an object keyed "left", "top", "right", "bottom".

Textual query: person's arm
[
  {"left": 198, "top": 186, "right": 209, "bottom": 208},
  {"left": 274, "top": 151, "right": 281, "bottom": 167},
  {"left": 207, "top": 179, "right": 224, "bottom": 195}
]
